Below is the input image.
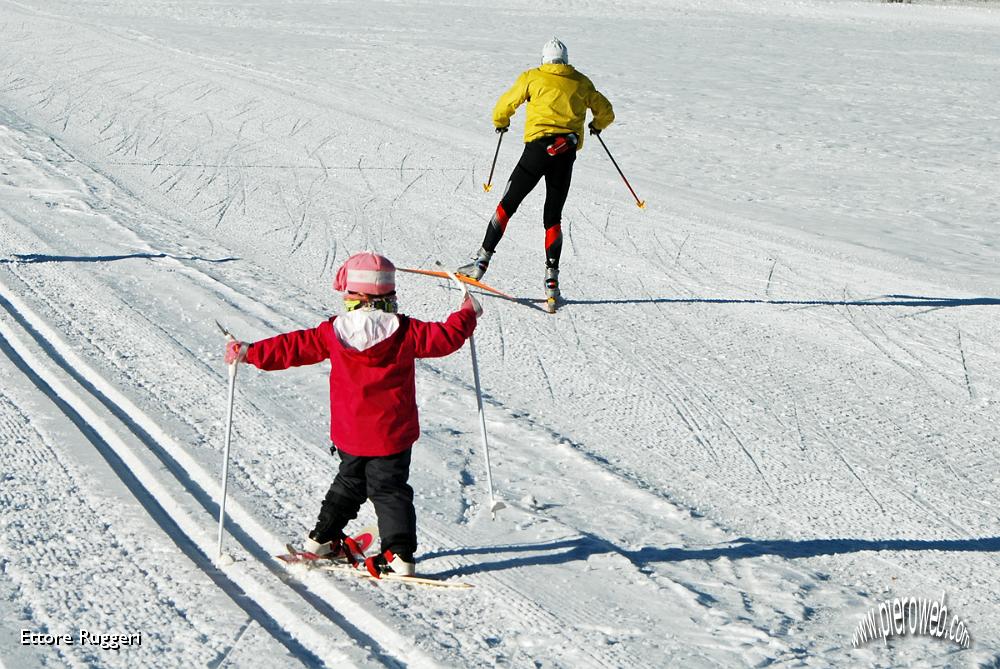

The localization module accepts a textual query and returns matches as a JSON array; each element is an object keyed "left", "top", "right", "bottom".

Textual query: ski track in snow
[
  {"left": 0, "top": 309, "right": 308, "bottom": 669},
  {"left": 1, "top": 0, "right": 999, "bottom": 667}
]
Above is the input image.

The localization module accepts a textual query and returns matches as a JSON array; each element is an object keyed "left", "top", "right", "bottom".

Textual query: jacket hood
[
  {"left": 539, "top": 63, "right": 576, "bottom": 77},
  {"left": 332, "top": 313, "right": 406, "bottom": 365}
]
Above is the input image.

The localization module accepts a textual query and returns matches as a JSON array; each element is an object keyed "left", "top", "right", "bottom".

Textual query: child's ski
[
  {"left": 275, "top": 527, "right": 377, "bottom": 564},
  {"left": 318, "top": 563, "right": 474, "bottom": 589}
]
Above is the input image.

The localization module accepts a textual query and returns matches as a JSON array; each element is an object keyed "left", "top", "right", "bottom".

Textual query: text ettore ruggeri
[{"left": 21, "top": 629, "right": 142, "bottom": 651}]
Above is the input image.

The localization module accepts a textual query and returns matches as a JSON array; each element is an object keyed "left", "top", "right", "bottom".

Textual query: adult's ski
[
  {"left": 401, "top": 266, "right": 554, "bottom": 313},
  {"left": 398, "top": 267, "right": 515, "bottom": 300}
]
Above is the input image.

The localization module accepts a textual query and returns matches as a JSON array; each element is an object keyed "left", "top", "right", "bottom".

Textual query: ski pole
[
  {"left": 215, "top": 321, "right": 239, "bottom": 561},
  {"left": 482, "top": 130, "right": 505, "bottom": 192},
  {"left": 467, "top": 333, "right": 505, "bottom": 519},
  {"left": 595, "top": 133, "right": 646, "bottom": 209},
  {"left": 436, "top": 262, "right": 505, "bottom": 519}
]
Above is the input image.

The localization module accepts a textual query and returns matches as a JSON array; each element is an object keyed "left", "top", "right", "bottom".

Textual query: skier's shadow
[
  {"left": 0, "top": 252, "right": 238, "bottom": 264},
  {"left": 424, "top": 534, "right": 1000, "bottom": 579},
  {"left": 554, "top": 295, "right": 1000, "bottom": 309}
]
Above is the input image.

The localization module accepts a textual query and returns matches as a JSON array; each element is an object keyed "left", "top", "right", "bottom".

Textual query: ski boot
[
  {"left": 365, "top": 549, "right": 416, "bottom": 578},
  {"left": 544, "top": 266, "right": 560, "bottom": 313},
  {"left": 456, "top": 247, "right": 493, "bottom": 281},
  {"left": 304, "top": 532, "right": 365, "bottom": 567}
]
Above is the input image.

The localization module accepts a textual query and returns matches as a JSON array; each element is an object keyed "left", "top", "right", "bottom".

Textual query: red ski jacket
[{"left": 245, "top": 309, "right": 477, "bottom": 456}]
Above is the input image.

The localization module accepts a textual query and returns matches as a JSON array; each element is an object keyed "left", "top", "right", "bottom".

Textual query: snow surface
[{"left": 1, "top": 0, "right": 999, "bottom": 666}]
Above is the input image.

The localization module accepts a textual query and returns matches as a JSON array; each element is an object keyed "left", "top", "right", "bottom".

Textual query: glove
[
  {"left": 495, "top": 126, "right": 509, "bottom": 134},
  {"left": 462, "top": 293, "right": 483, "bottom": 317},
  {"left": 588, "top": 122, "right": 601, "bottom": 136},
  {"left": 225, "top": 339, "right": 248, "bottom": 365}
]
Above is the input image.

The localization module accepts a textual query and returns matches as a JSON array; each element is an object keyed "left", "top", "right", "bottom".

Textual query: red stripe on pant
[
  {"left": 492, "top": 204, "right": 509, "bottom": 234},
  {"left": 545, "top": 224, "right": 562, "bottom": 251}
]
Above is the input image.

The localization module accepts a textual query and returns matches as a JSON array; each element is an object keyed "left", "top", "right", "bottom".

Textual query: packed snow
[{"left": 1, "top": 0, "right": 998, "bottom": 667}]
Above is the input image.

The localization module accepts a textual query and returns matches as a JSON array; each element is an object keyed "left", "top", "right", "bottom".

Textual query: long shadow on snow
[
  {"left": 425, "top": 535, "right": 1000, "bottom": 579},
  {"left": 555, "top": 295, "right": 1000, "bottom": 309},
  {"left": 1, "top": 252, "right": 238, "bottom": 264}
]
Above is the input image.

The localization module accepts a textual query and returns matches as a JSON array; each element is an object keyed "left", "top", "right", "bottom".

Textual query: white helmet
[{"left": 541, "top": 38, "right": 568, "bottom": 65}]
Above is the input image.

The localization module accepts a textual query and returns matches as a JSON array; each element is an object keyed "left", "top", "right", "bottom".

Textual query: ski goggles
[{"left": 344, "top": 292, "right": 398, "bottom": 313}]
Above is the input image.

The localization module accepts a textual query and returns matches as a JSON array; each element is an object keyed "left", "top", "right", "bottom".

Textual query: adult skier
[
  {"left": 457, "top": 37, "right": 614, "bottom": 304},
  {"left": 225, "top": 252, "right": 481, "bottom": 577}
]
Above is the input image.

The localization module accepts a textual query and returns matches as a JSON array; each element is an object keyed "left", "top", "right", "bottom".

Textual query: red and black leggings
[{"left": 480, "top": 135, "right": 576, "bottom": 269}]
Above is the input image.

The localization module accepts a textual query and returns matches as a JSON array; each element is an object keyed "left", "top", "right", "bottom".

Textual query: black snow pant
[
  {"left": 311, "top": 446, "right": 416, "bottom": 559},
  {"left": 480, "top": 135, "right": 576, "bottom": 269}
]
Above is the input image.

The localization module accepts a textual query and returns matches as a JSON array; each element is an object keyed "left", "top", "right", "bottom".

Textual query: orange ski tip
[{"left": 399, "top": 267, "right": 515, "bottom": 300}]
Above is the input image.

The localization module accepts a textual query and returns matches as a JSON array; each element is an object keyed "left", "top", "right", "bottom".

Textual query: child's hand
[
  {"left": 225, "top": 339, "right": 248, "bottom": 364},
  {"left": 462, "top": 294, "right": 483, "bottom": 317}
]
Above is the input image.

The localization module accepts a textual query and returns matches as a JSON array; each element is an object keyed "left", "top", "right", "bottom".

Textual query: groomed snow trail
[{"left": 1, "top": 0, "right": 999, "bottom": 667}]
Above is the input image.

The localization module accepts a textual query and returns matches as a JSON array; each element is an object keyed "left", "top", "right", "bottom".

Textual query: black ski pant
[
  {"left": 311, "top": 446, "right": 416, "bottom": 559},
  {"left": 481, "top": 136, "right": 576, "bottom": 269}
]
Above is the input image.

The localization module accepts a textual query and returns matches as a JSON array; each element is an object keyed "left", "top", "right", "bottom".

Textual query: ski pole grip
[{"left": 216, "top": 320, "right": 235, "bottom": 341}]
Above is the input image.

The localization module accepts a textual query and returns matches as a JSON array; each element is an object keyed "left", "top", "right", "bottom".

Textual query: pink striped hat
[{"left": 334, "top": 252, "right": 396, "bottom": 295}]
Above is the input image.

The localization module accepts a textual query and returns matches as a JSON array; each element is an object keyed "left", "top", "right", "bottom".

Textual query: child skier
[
  {"left": 225, "top": 252, "right": 480, "bottom": 577},
  {"left": 458, "top": 37, "right": 614, "bottom": 303}
]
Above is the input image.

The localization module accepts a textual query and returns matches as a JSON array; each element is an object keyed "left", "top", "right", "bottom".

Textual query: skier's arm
[
  {"left": 492, "top": 71, "right": 530, "bottom": 130},
  {"left": 409, "top": 307, "right": 478, "bottom": 358},
  {"left": 588, "top": 87, "right": 615, "bottom": 132},
  {"left": 244, "top": 322, "right": 331, "bottom": 370}
]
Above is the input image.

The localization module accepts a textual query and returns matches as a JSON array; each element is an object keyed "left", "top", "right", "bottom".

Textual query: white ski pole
[
  {"left": 216, "top": 321, "right": 239, "bottom": 561},
  {"left": 468, "top": 332, "right": 505, "bottom": 519},
  {"left": 436, "top": 263, "right": 505, "bottom": 519}
]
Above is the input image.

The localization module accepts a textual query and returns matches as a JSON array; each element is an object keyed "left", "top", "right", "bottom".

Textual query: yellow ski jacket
[{"left": 493, "top": 63, "right": 614, "bottom": 150}]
